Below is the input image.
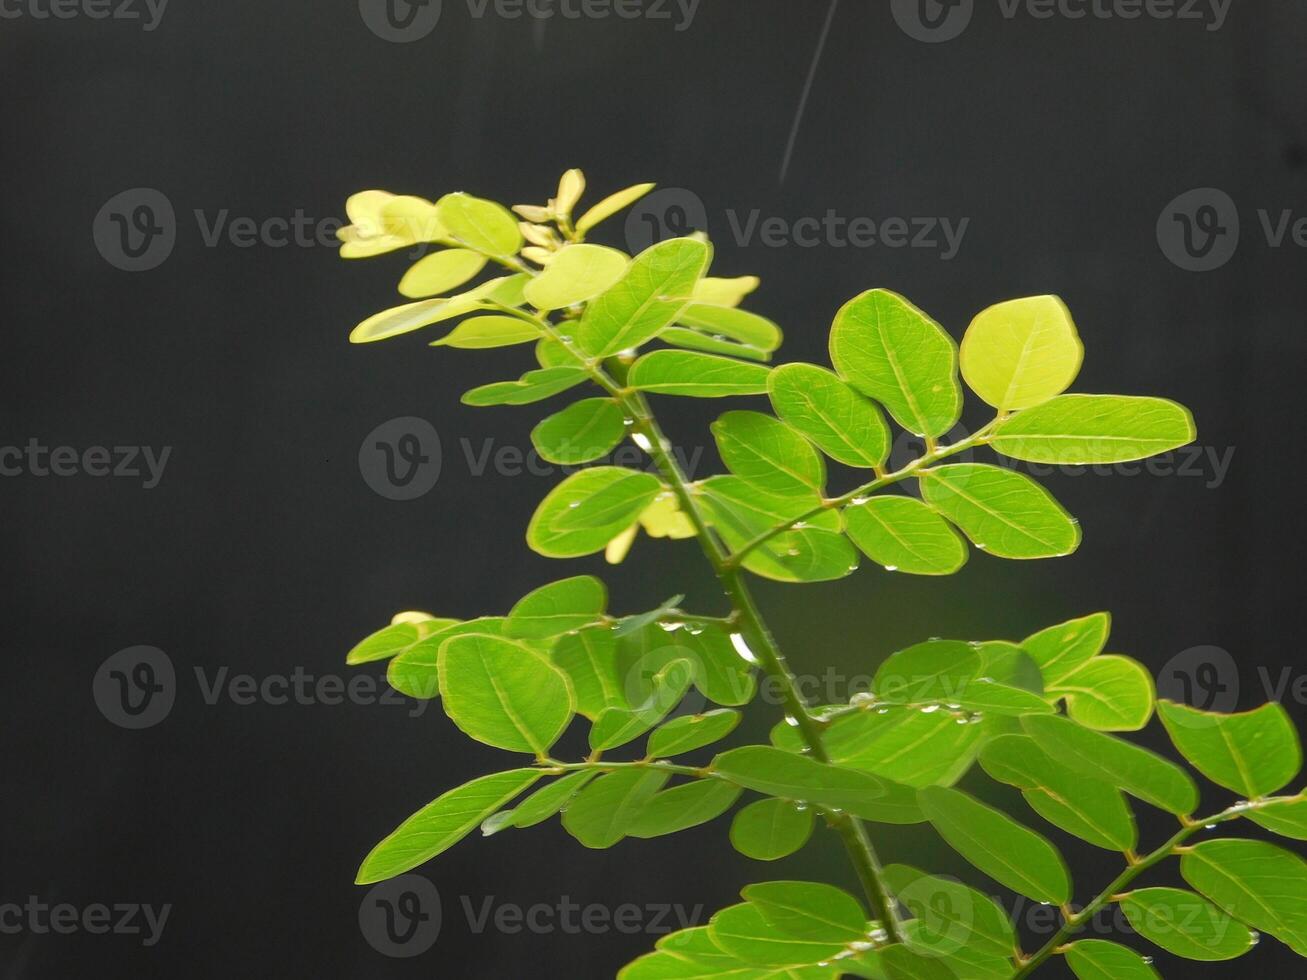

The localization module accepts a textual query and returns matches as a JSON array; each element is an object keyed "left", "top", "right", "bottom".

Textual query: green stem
[
  {"left": 725, "top": 422, "right": 1000, "bottom": 567},
  {"left": 540, "top": 759, "right": 710, "bottom": 779},
  {"left": 491, "top": 301, "right": 905, "bottom": 939},
  {"left": 1011, "top": 799, "right": 1287, "bottom": 977}
]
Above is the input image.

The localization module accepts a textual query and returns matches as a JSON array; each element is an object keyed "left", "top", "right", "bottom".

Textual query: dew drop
[
  {"left": 631, "top": 432, "right": 653, "bottom": 451},
  {"left": 784, "top": 714, "right": 801, "bottom": 727},
  {"left": 1249, "top": 932, "right": 1260, "bottom": 947},
  {"left": 1141, "top": 956, "right": 1154, "bottom": 965},
  {"left": 920, "top": 704, "right": 941, "bottom": 714},
  {"left": 729, "top": 633, "right": 759, "bottom": 664},
  {"left": 883, "top": 565, "right": 898, "bottom": 572}
]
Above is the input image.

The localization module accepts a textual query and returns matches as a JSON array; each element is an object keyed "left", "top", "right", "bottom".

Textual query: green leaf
[
  {"left": 992, "top": 395, "right": 1196, "bottom": 463},
  {"left": 461, "top": 366, "right": 588, "bottom": 406},
  {"left": 692, "top": 275, "right": 760, "bottom": 308},
  {"left": 505, "top": 575, "right": 608, "bottom": 639},
  {"left": 1119, "top": 887, "right": 1254, "bottom": 961},
  {"left": 346, "top": 617, "right": 459, "bottom": 665},
  {"left": 575, "top": 181, "right": 655, "bottom": 236},
  {"left": 356, "top": 769, "right": 540, "bottom": 883},
  {"left": 677, "top": 303, "right": 783, "bottom": 352},
  {"left": 708, "top": 902, "right": 843, "bottom": 967},
  {"left": 562, "top": 767, "right": 669, "bottom": 849},
  {"left": 536, "top": 336, "right": 584, "bottom": 368},
  {"left": 438, "top": 634, "right": 574, "bottom": 755},
  {"left": 844, "top": 496, "right": 968, "bottom": 576},
  {"left": 1021, "top": 612, "right": 1110, "bottom": 686},
  {"left": 492, "top": 770, "right": 597, "bottom": 830},
  {"left": 711, "top": 410, "right": 826, "bottom": 497},
  {"left": 729, "top": 798, "right": 814, "bottom": 861},
  {"left": 878, "top": 944, "right": 959, "bottom": 980},
  {"left": 1247, "top": 797, "right": 1307, "bottom": 839},
  {"left": 1064, "top": 940, "right": 1161, "bottom": 980},
  {"left": 551, "top": 625, "right": 625, "bottom": 719},
  {"left": 590, "top": 659, "right": 694, "bottom": 751},
  {"left": 741, "top": 881, "right": 867, "bottom": 945},
  {"left": 436, "top": 192, "right": 523, "bottom": 257},
  {"left": 431, "top": 314, "right": 540, "bottom": 349},
  {"left": 959, "top": 295, "right": 1082, "bottom": 411},
  {"left": 527, "top": 466, "right": 663, "bottom": 558},
  {"left": 1157, "top": 700, "right": 1301, "bottom": 798},
  {"left": 767, "top": 363, "right": 890, "bottom": 469},
  {"left": 386, "top": 617, "right": 508, "bottom": 699},
  {"left": 811, "top": 709, "right": 986, "bottom": 789},
  {"left": 523, "top": 243, "right": 630, "bottom": 310},
  {"left": 648, "top": 709, "right": 742, "bottom": 758},
  {"left": 398, "top": 248, "right": 488, "bottom": 299},
  {"left": 617, "top": 620, "right": 756, "bottom": 708},
  {"left": 711, "top": 746, "right": 909, "bottom": 822},
  {"left": 899, "top": 924, "right": 1010, "bottom": 980},
  {"left": 530, "top": 397, "right": 627, "bottom": 465},
  {"left": 629, "top": 779, "right": 742, "bottom": 838},
  {"left": 576, "top": 238, "right": 711, "bottom": 356},
  {"left": 919, "top": 464, "right": 1081, "bottom": 559},
  {"left": 979, "top": 734, "right": 1137, "bottom": 850},
  {"left": 874, "top": 640, "right": 980, "bottom": 706},
  {"left": 1050, "top": 656, "right": 1155, "bottom": 732},
  {"left": 697, "top": 476, "right": 840, "bottom": 533},
  {"left": 1181, "top": 839, "right": 1307, "bottom": 955},
  {"left": 351, "top": 296, "right": 485, "bottom": 344},
  {"left": 882, "top": 864, "right": 1017, "bottom": 961},
  {"left": 629, "top": 350, "right": 772, "bottom": 397},
  {"left": 917, "top": 786, "right": 1071, "bottom": 904},
  {"left": 703, "top": 502, "right": 857, "bottom": 584},
  {"left": 660, "top": 326, "right": 772, "bottom": 363},
  {"left": 828, "top": 289, "right": 962, "bottom": 439},
  {"left": 1021, "top": 714, "right": 1199, "bottom": 815}
]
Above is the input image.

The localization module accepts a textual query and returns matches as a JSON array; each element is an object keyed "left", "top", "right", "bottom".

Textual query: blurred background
[{"left": 3, "top": 1, "right": 1306, "bottom": 976}]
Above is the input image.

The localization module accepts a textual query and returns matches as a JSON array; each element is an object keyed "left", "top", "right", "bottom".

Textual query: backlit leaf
[
  {"left": 1064, "top": 940, "right": 1161, "bottom": 980},
  {"left": 1119, "top": 887, "right": 1253, "bottom": 961},
  {"left": 431, "top": 314, "right": 540, "bottom": 349},
  {"left": 1021, "top": 612, "right": 1110, "bottom": 686},
  {"left": 575, "top": 182, "right": 656, "bottom": 236},
  {"left": 708, "top": 903, "right": 842, "bottom": 967},
  {"left": 919, "top": 464, "right": 1080, "bottom": 560},
  {"left": 437, "top": 191, "right": 523, "bottom": 257},
  {"left": 438, "top": 633, "right": 574, "bottom": 754},
  {"left": 531, "top": 398, "right": 627, "bottom": 464},
  {"left": 493, "top": 770, "right": 597, "bottom": 830},
  {"left": 398, "top": 247, "right": 488, "bottom": 298},
  {"left": 730, "top": 798, "right": 814, "bottom": 861},
  {"left": 741, "top": 881, "right": 867, "bottom": 945},
  {"left": 992, "top": 395, "right": 1196, "bottom": 464},
  {"left": 630, "top": 350, "right": 772, "bottom": 398},
  {"left": 960, "top": 295, "right": 1082, "bottom": 411},
  {"left": 1021, "top": 714, "right": 1199, "bottom": 815},
  {"left": 1157, "top": 700, "right": 1301, "bottom": 798},
  {"left": 677, "top": 304, "right": 782, "bottom": 352},
  {"left": 356, "top": 769, "right": 540, "bottom": 883},
  {"left": 647, "top": 709, "right": 742, "bottom": 758},
  {"left": 346, "top": 617, "right": 459, "bottom": 665},
  {"left": 1181, "top": 838, "right": 1307, "bottom": 955},
  {"left": 768, "top": 363, "right": 890, "bottom": 469},
  {"left": 844, "top": 496, "right": 968, "bottom": 576},
  {"left": 1051, "top": 655, "right": 1155, "bottom": 732},
  {"left": 562, "top": 768, "right": 669, "bottom": 849},
  {"left": 386, "top": 617, "right": 508, "bottom": 699},
  {"left": 1247, "top": 797, "right": 1307, "bottom": 839},
  {"left": 711, "top": 746, "right": 903, "bottom": 822},
  {"left": 917, "top": 786, "right": 1071, "bottom": 904},
  {"left": 711, "top": 410, "right": 826, "bottom": 497},
  {"left": 660, "top": 326, "right": 771, "bottom": 363},
  {"left": 527, "top": 467, "right": 663, "bottom": 558},
  {"left": 629, "top": 779, "right": 742, "bottom": 838},
  {"left": 829, "top": 289, "right": 961, "bottom": 439},
  {"left": 551, "top": 625, "right": 625, "bottom": 719},
  {"left": 523, "top": 243, "right": 630, "bottom": 310},
  {"left": 505, "top": 575, "right": 608, "bottom": 639},
  {"left": 576, "top": 238, "right": 711, "bottom": 356},
  {"left": 882, "top": 864, "right": 1017, "bottom": 961},
  {"left": 462, "top": 366, "right": 588, "bottom": 407}
]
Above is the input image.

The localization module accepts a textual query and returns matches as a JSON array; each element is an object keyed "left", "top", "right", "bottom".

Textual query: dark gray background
[{"left": 3, "top": 0, "right": 1306, "bottom": 976}]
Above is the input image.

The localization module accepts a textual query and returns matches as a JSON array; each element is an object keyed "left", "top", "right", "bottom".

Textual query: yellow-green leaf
[
  {"left": 960, "top": 295, "right": 1082, "bottom": 411},
  {"left": 919, "top": 464, "right": 1080, "bottom": 560},
  {"left": 992, "top": 394, "right": 1196, "bottom": 463},
  {"left": 1051, "top": 655, "right": 1155, "bottom": 732},
  {"left": 1157, "top": 700, "right": 1301, "bottom": 798},
  {"left": 523, "top": 243, "right": 630, "bottom": 310},
  {"left": 436, "top": 192, "right": 523, "bottom": 257},
  {"left": 844, "top": 496, "right": 968, "bottom": 576},
  {"left": 398, "top": 248, "right": 488, "bottom": 298},
  {"left": 527, "top": 467, "right": 663, "bottom": 557},
  {"left": 575, "top": 182, "right": 656, "bottom": 236}
]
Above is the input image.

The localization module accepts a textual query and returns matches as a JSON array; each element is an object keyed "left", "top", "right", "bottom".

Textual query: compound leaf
[
  {"left": 562, "top": 767, "right": 669, "bottom": 849},
  {"left": 711, "top": 410, "right": 826, "bottom": 497}
]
